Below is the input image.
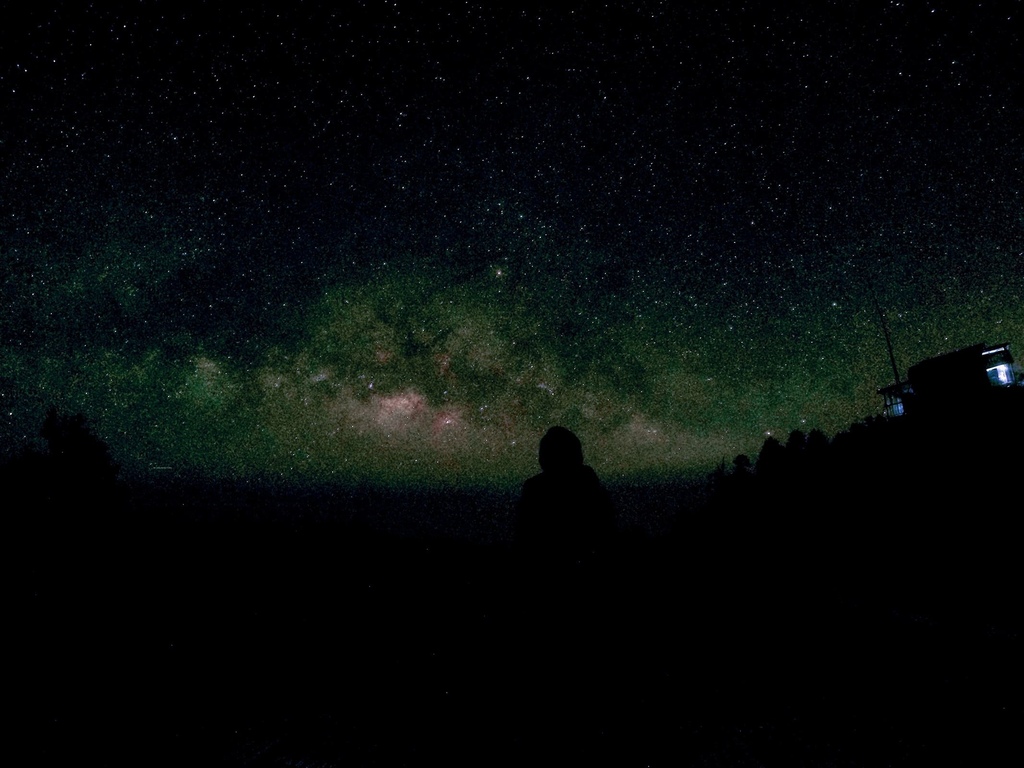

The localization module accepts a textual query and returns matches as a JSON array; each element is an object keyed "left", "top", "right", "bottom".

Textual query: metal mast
[{"left": 870, "top": 284, "right": 902, "bottom": 387}]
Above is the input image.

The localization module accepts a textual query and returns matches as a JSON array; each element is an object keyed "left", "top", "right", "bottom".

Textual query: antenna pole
[{"left": 870, "top": 282, "right": 902, "bottom": 386}]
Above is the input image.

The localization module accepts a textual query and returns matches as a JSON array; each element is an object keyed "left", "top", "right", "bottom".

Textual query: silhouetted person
[
  {"left": 508, "top": 427, "right": 618, "bottom": 712},
  {"left": 513, "top": 426, "right": 615, "bottom": 569}
]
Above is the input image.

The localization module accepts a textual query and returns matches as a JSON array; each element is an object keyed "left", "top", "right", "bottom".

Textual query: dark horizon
[{"left": 11, "top": 388, "right": 1022, "bottom": 767}]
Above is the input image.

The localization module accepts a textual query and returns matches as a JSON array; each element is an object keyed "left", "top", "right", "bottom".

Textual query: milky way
[{"left": 2, "top": 1, "right": 1021, "bottom": 491}]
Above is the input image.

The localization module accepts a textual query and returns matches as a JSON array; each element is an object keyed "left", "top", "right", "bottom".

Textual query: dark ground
[{"left": 13, "top": 487, "right": 1022, "bottom": 768}]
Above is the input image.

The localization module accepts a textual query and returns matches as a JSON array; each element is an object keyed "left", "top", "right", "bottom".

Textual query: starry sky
[{"left": 2, "top": 1, "right": 1021, "bottom": 492}]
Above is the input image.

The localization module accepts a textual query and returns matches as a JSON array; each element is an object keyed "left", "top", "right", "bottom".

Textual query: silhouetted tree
[
  {"left": 2, "top": 407, "right": 124, "bottom": 530},
  {"left": 754, "top": 435, "right": 786, "bottom": 481},
  {"left": 704, "top": 453, "right": 755, "bottom": 513},
  {"left": 806, "top": 428, "right": 829, "bottom": 455},
  {"left": 785, "top": 429, "right": 807, "bottom": 454},
  {"left": 733, "top": 453, "right": 752, "bottom": 475},
  {"left": 41, "top": 407, "right": 120, "bottom": 485}
]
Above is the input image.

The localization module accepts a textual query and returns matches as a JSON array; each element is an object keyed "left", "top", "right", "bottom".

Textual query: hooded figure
[{"left": 513, "top": 426, "right": 615, "bottom": 565}]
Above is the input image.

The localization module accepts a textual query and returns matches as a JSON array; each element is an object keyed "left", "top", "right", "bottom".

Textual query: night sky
[{"left": 2, "top": 1, "right": 1021, "bottom": 492}]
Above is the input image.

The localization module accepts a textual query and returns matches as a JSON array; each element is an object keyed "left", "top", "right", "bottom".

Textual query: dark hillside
[{"left": 8, "top": 402, "right": 1022, "bottom": 766}]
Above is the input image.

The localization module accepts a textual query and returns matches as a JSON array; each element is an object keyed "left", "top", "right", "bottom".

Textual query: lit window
[{"left": 987, "top": 364, "right": 1013, "bottom": 386}]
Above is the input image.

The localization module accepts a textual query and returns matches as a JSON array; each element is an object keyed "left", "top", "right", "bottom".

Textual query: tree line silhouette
[
  {"left": 7, "top": 396, "right": 1021, "bottom": 765},
  {"left": 686, "top": 388, "right": 1022, "bottom": 616},
  {"left": 4, "top": 391, "right": 1019, "bottom": 551}
]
